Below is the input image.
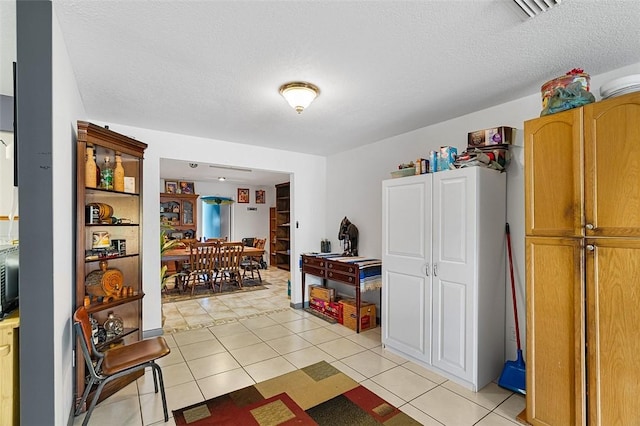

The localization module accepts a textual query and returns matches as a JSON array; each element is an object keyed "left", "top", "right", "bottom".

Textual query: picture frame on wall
[
  {"left": 165, "top": 181, "right": 178, "bottom": 194},
  {"left": 255, "top": 189, "right": 265, "bottom": 204},
  {"left": 237, "top": 188, "right": 250, "bottom": 203},
  {"left": 179, "top": 181, "right": 195, "bottom": 194}
]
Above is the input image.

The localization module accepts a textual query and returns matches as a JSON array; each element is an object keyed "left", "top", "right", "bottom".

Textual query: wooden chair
[
  {"left": 212, "top": 242, "right": 244, "bottom": 291},
  {"left": 241, "top": 238, "right": 265, "bottom": 282},
  {"left": 183, "top": 241, "right": 219, "bottom": 295},
  {"left": 73, "top": 306, "right": 170, "bottom": 426}
]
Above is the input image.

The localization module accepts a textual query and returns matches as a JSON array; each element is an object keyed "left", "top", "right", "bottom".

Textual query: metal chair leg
[{"left": 152, "top": 363, "right": 169, "bottom": 421}]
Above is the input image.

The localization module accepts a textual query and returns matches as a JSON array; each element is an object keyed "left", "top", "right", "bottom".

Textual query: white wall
[
  {"left": 0, "top": 130, "right": 18, "bottom": 242},
  {"left": 325, "top": 61, "right": 640, "bottom": 362},
  {"left": 52, "top": 9, "right": 87, "bottom": 424},
  {"left": 97, "top": 124, "right": 326, "bottom": 333}
]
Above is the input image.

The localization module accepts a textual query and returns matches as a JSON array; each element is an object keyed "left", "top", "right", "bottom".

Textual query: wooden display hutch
[
  {"left": 160, "top": 193, "right": 199, "bottom": 240},
  {"left": 75, "top": 121, "right": 147, "bottom": 410},
  {"left": 275, "top": 182, "right": 290, "bottom": 270}
]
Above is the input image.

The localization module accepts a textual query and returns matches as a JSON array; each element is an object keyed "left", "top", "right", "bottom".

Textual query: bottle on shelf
[
  {"left": 101, "top": 156, "right": 114, "bottom": 190},
  {"left": 85, "top": 145, "right": 97, "bottom": 188},
  {"left": 114, "top": 152, "right": 125, "bottom": 192}
]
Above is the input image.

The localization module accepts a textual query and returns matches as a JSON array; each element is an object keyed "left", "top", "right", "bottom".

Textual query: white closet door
[
  {"left": 382, "top": 174, "right": 432, "bottom": 363},
  {"left": 431, "top": 168, "right": 476, "bottom": 382}
]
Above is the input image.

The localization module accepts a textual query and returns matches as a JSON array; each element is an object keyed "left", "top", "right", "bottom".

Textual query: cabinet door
[
  {"left": 524, "top": 108, "right": 583, "bottom": 237},
  {"left": 382, "top": 175, "right": 431, "bottom": 363},
  {"left": 431, "top": 169, "right": 475, "bottom": 381},
  {"left": 182, "top": 199, "right": 194, "bottom": 226},
  {"left": 526, "top": 237, "right": 585, "bottom": 426},
  {"left": 584, "top": 92, "right": 640, "bottom": 237},
  {"left": 586, "top": 238, "right": 640, "bottom": 425}
]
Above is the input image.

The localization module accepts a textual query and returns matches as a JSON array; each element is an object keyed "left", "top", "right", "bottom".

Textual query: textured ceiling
[{"left": 25, "top": 1, "right": 640, "bottom": 158}]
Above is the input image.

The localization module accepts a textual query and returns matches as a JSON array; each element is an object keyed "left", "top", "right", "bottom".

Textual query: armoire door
[
  {"left": 524, "top": 108, "right": 583, "bottom": 238},
  {"left": 584, "top": 92, "right": 640, "bottom": 238},
  {"left": 382, "top": 174, "right": 431, "bottom": 363},
  {"left": 586, "top": 238, "right": 640, "bottom": 425},
  {"left": 526, "top": 237, "right": 585, "bottom": 426},
  {"left": 430, "top": 168, "right": 476, "bottom": 381}
]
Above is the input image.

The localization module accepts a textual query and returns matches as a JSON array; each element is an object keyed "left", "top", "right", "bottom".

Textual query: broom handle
[{"left": 506, "top": 223, "right": 521, "bottom": 351}]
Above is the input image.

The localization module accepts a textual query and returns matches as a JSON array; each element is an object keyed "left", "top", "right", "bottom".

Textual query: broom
[{"left": 498, "top": 223, "right": 526, "bottom": 395}]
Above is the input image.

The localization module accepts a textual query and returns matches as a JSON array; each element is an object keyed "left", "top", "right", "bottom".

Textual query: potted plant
[{"left": 160, "top": 225, "right": 186, "bottom": 291}]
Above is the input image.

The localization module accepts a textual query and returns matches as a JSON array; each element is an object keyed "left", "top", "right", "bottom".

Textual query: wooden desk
[
  {"left": 162, "top": 246, "right": 264, "bottom": 262},
  {"left": 0, "top": 310, "right": 19, "bottom": 425},
  {"left": 301, "top": 254, "right": 381, "bottom": 333}
]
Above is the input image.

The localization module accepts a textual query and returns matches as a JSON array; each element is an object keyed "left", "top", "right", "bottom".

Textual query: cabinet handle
[
  {"left": 586, "top": 223, "right": 594, "bottom": 230},
  {"left": 425, "top": 263, "right": 430, "bottom": 276},
  {"left": 586, "top": 244, "right": 595, "bottom": 251},
  {"left": 433, "top": 263, "right": 438, "bottom": 276},
  {"left": 0, "top": 345, "right": 10, "bottom": 357}
]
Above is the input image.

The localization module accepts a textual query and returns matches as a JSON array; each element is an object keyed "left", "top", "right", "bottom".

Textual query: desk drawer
[
  {"left": 303, "top": 257, "right": 326, "bottom": 268},
  {"left": 303, "top": 266, "right": 325, "bottom": 278},
  {"left": 327, "top": 262, "right": 357, "bottom": 275},
  {"left": 327, "top": 270, "right": 356, "bottom": 284}
]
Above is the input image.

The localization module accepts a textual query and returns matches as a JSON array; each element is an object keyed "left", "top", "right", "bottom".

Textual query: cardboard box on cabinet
[{"left": 468, "top": 126, "right": 514, "bottom": 148}]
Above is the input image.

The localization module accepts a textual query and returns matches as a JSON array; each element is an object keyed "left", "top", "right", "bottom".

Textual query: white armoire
[{"left": 382, "top": 166, "right": 506, "bottom": 391}]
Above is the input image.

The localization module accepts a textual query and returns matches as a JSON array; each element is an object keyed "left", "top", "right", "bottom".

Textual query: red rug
[{"left": 173, "top": 361, "right": 420, "bottom": 425}]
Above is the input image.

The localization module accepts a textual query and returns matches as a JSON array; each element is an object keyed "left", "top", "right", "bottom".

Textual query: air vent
[
  {"left": 208, "top": 165, "right": 252, "bottom": 173},
  {"left": 513, "top": 0, "right": 562, "bottom": 18}
]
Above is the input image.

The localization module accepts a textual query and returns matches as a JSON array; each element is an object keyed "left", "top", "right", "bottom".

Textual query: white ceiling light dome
[{"left": 279, "top": 82, "right": 320, "bottom": 114}]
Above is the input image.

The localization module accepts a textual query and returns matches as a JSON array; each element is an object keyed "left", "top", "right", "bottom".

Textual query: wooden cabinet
[
  {"left": 0, "top": 310, "right": 19, "bottom": 426},
  {"left": 524, "top": 92, "right": 640, "bottom": 425},
  {"left": 160, "top": 193, "right": 199, "bottom": 239},
  {"left": 75, "top": 121, "right": 147, "bottom": 408},
  {"left": 269, "top": 207, "right": 277, "bottom": 267},
  {"left": 275, "top": 182, "right": 290, "bottom": 270},
  {"left": 382, "top": 167, "right": 506, "bottom": 391}
]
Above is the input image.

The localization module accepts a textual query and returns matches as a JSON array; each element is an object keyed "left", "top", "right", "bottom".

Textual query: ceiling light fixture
[
  {"left": 279, "top": 82, "right": 320, "bottom": 114},
  {"left": 218, "top": 177, "right": 226, "bottom": 182},
  {"left": 189, "top": 163, "right": 198, "bottom": 168},
  {"left": 513, "top": 0, "right": 561, "bottom": 18}
]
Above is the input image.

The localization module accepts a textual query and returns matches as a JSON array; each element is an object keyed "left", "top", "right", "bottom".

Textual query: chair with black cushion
[
  {"left": 241, "top": 238, "right": 265, "bottom": 282},
  {"left": 73, "top": 306, "right": 170, "bottom": 426}
]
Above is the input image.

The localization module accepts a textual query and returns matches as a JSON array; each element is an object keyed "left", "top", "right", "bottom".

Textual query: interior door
[
  {"left": 431, "top": 168, "right": 475, "bottom": 381},
  {"left": 586, "top": 238, "right": 640, "bottom": 425},
  {"left": 382, "top": 174, "right": 431, "bottom": 363}
]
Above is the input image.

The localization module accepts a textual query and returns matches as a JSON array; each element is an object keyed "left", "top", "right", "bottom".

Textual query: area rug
[
  {"left": 162, "top": 279, "right": 268, "bottom": 303},
  {"left": 173, "top": 361, "right": 420, "bottom": 425}
]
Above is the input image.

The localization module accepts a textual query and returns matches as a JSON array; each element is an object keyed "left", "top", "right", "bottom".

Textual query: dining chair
[
  {"left": 73, "top": 306, "right": 171, "bottom": 426},
  {"left": 213, "top": 241, "right": 244, "bottom": 291},
  {"left": 241, "top": 238, "right": 265, "bottom": 282},
  {"left": 183, "top": 241, "right": 219, "bottom": 295}
]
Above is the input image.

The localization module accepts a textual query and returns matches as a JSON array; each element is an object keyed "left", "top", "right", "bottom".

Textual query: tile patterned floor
[{"left": 74, "top": 267, "right": 525, "bottom": 425}]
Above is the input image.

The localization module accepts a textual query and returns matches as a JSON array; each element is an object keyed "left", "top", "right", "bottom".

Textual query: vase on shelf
[
  {"left": 114, "top": 153, "right": 125, "bottom": 192},
  {"left": 103, "top": 311, "right": 124, "bottom": 338},
  {"left": 85, "top": 146, "right": 97, "bottom": 188}
]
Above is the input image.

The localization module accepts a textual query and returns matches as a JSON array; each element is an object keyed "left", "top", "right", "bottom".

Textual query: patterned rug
[
  {"left": 162, "top": 278, "right": 267, "bottom": 303},
  {"left": 173, "top": 361, "right": 420, "bottom": 425}
]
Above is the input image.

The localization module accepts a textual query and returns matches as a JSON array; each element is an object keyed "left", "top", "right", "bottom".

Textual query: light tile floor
[{"left": 74, "top": 267, "right": 525, "bottom": 425}]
